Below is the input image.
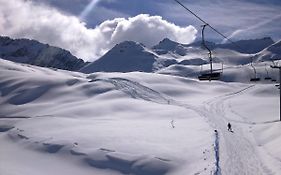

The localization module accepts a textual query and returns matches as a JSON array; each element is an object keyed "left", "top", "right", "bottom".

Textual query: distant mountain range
[
  {"left": 215, "top": 37, "right": 274, "bottom": 54},
  {"left": 153, "top": 37, "right": 274, "bottom": 55},
  {"left": 0, "top": 35, "right": 280, "bottom": 74},
  {"left": 255, "top": 40, "right": 281, "bottom": 62},
  {"left": 81, "top": 37, "right": 279, "bottom": 73},
  {"left": 0, "top": 36, "right": 86, "bottom": 71}
]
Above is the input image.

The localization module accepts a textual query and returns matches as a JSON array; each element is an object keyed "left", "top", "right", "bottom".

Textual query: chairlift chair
[
  {"left": 250, "top": 62, "right": 260, "bottom": 82},
  {"left": 250, "top": 77, "right": 261, "bottom": 82},
  {"left": 270, "top": 60, "right": 279, "bottom": 82},
  {"left": 198, "top": 72, "right": 220, "bottom": 80},
  {"left": 198, "top": 24, "right": 221, "bottom": 81}
]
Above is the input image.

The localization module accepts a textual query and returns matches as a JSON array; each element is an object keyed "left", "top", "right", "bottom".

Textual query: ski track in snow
[
  {"left": 0, "top": 76, "right": 275, "bottom": 175},
  {"left": 103, "top": 78, "right": 272, "bottom": 175},
  {"left": 194, "top": 85, "right": 273, "bottom": 175},
  {"left": 100, "top": 78, "right": 171, "bottom": 104}
]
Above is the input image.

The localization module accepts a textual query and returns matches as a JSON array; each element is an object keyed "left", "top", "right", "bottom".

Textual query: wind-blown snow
[
  {"left": 0, "top": 59, "right": 215, "bottom": 175},
  {"left": 0, "top": 55, "right": 280, "bottom": 175}
]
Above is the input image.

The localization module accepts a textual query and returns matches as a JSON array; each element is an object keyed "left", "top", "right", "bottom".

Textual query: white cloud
[{"left": 0, "top": 0, "right": 197, "bottom": 61}]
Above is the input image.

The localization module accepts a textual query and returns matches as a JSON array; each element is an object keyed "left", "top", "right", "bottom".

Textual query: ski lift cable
[
  {"left": 173, "top": 0, "right": 263, "bottom": 78},
  {"left": 173, "top": 0, "right": 248, "bottom": 53}
]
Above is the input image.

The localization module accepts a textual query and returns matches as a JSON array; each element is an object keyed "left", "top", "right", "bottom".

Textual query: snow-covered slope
[
  {"left": 0, "top": 36, "right": 85, "bottom": 71},
  {"left": 80, "top": 41, "right": 176, "bottom": 73},
  {"left": 158, "top": 62, "right": 279, "bottom": 83},
  {"left": 78, "top": 37, "right": 279, "bottom": 81},
  {"left": 0, "top": 59, "right": 216, "bottom": 175},
  {"left": 152, "top": 38, "right": 279, "bottom": 81},
  {"left": 255, "top": 40, "right": 281, "bottom": 62},
  {"left": 152, "top": 38, "right": 188, "bottom": 56},
  {"left": 152, "top": 37, "right": 273, "bottom": 67},
  {"left": 152, "top": 37, "right": 274, "bottom": 56},
  {"left": 216, "top": 37, "right": 274, "bottom": 54},
  {"left": 0, "top": 58, "right": 280, "bottom": 175}
]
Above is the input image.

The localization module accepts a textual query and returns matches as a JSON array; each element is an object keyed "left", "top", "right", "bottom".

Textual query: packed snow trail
[
  {"left": 214, "top": 130, "right": 221, "bottom": 175},
  {"left": 102, "top": 77, "right": 272, "bottom": 174},
  {"left": 196, "top": 85, "right": 273, "bottom": 175}
]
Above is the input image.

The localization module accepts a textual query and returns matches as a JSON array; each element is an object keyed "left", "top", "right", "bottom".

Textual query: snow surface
[{"left": 1, "top": 58, "right": 280, "bottom": 175}]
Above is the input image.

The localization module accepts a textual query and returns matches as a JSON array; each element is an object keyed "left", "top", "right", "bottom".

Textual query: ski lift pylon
[{"left": 264, "top": 63, "right": 272, "bottom": 80}]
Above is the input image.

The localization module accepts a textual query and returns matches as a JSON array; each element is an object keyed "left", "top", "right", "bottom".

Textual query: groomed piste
[{"left": 0, "top": 58, "right": 280, "bottom": 175}]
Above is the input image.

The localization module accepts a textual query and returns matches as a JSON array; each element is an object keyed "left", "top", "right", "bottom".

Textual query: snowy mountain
[
  {"left": 216, "top": 37, "right": 274, "bottom": 54},
  {"left": 1, "top": 58, "right": 280, "bottom": 175},
  {"left": 152, "top": 38, "right": 187, "bottom": 56},
  {"left": 79, "top": 37, "right": 279, "bottom": 75},
  {"left": 80, "top": 41, "right": 176, "bottom": 73},
  {"left": 152, "top": 37, "right": 274, "bottom": 64},
  {"left": 0, "top": 35, "right": 280, "bottom": 175},
  {"left": 255, "top": 39, "right": 281, "bottom": 62},
  {"left": 152, "top": 38, "right": 280, "bottom": 82},
  {"left": 152, "top": 37, "right": 274, "bottom": 57},
  {"left": 0, "top": 36, "right": 85, "bottom": 71},
  {"left": 1, "top": 36, "right": 276, "bottom": 75},
  {"left": 152, "top": 38, "right": 217, "bottom": 56}
]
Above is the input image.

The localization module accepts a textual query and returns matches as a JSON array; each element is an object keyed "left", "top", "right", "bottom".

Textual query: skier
[
  {"left": 227, "top": 122, "right": 232, "bottom": 132},
  {"left": 171, "top": 120, "right": 175, "bottom": 128}
]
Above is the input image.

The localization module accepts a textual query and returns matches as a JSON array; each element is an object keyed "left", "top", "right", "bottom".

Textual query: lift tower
[{"left": 271, "top": 63, "right": 281, "bottom": 121}]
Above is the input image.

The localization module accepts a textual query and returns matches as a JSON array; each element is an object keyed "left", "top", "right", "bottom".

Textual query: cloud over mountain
[{"left": 0, "top": 0, "right": 197, "bottom": 61}]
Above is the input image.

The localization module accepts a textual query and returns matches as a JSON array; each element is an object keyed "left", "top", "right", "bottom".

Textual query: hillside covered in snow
[
  {"left": 0, "top": 53, "right": 280, "bottom": 175},
  {"left": 0, "top": 35, "right": 280, "bottom": 175},
  {"left": 80, "top": 37, "right": 279, "bottom": 79},
  {"left": 0, "top": 36, "right": 86, "bottom": 71}
]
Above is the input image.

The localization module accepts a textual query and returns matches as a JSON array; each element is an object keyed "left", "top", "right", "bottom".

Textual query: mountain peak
[
  {"left": 114, "top": 41, "right": 146, "bottom": 53},
  {"left": 160, "top": 38, "right": 178, "bottom": 44},
  {"left": 261, "top": 37, "right": 274, "bottom": 42},
  {"left": 152, "top": 38, "right": 185, "bottom": 55},
  {"left": 80, "top": 41, "right": 158, "bottom": 73},
  {"left": 154, "top": 38, "right": 180, "bottom": 49}
]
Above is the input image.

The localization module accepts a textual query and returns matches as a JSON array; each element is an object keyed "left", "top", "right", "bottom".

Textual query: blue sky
[
  {"left": 36, "top": 0, "right": 281, "bottom": 42},
  {"left": 1, "top": 0, "right": 280, "bottom": 60}
]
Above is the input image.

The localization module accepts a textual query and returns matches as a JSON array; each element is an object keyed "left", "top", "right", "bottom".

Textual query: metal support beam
[
  {"left": 201, "top": 24, "right": 213, "bottom": 74},
  {"left": 271, "top": 65, "right": 281, "bottom": 121}
]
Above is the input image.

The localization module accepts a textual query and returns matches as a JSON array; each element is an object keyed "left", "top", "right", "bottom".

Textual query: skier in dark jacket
[{"left": 227, "top": 122, "right": 232, "bottom": 132}]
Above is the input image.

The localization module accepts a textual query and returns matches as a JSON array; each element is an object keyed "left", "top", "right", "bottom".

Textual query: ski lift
[
  {"left": 270, "top": 60, "right": 279, "bottom": 82},
  {"left": 198, "top": 24, "right": 222, "bottom": 81},
  {"left": 264, "top": 63, "right": 272, "bottom": 80},
  {"left": 250, "top": 61, "right": 260, "bottom": 82}
]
